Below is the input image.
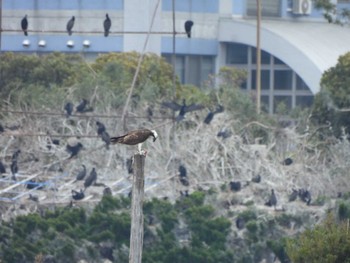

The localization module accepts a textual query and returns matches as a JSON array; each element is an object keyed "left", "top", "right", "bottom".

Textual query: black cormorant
[
  {"left": 66, "top": 16, "right": 75, "bottom": 35},
  {"left": 288, "top": 189, "right": 298, "bottom": 202},
  {"left": 84, "top": 168, "right": 97, "bottom": 189},
  {"left": 75, "top": 165, "right": 86, "bottom": 181},
  {"left": 229, "top": 181, "right": 241, "bottom": 191},
  {"left": 265, "top": 189, "right": 277, "bottom": 209},
  {"left": 0, "top": 161, "right": 6, "bottom": 174},
  {"left": 251, "top": 174, "right": 261, "bottom": 183},
  {"left": 162, "top": 99, "right": 204, "bottom": 121},
  {"left": 66, "top": 142, "right": 83, "bottom": 159},
  {"left": 72, "top": 189, "right": 85, "bottom": 200},
  {"left": 64, "top": 102, "right": 74, "bottom": 117},
  {"left": 184, "top": 20, "right": 194, "bottom": 38},
  {"left": 204, "top": 105, "right": 224, "bottom": 124},
  {"left": 96, "top": 121, "right": 106, "bottom": 136},
  {"left": 21, "top": 15, "right": 28, "bottom": 36},
  {"left": 100, "top": 131, "right": 111, "bottom": 149},
  {"left": 103, "top": 14, "right": 112, "bottom": 37},
  {"left": 76, "top": 99, "right": 88, "bottom": 113}
]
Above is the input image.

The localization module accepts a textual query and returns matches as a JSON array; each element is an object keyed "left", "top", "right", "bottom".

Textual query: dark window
[
  {"left": 274, "top": 57, "right": 286, "bottom": 65},
  {"left": 201, "top": 56, "right": 215, "bottom": 85},
  {"left": 261, "top": 95, "right": 270, "bottom": 113},
  {"left": 296, "top": 96, "right": 314, "bottom": 108},
  {"left": 226, "top": 43, "right": 248, "bottom": 64},
  {"left": 162, "top": 54, "right": 185, "bottom": 84},
  {"left": 296, "top": 74, "right": 309, "bottom": 90},
  {"left": 274, "top": 95, "right": 292, "bottom": 112},
  {"left": 252, "top": 48, "right": 271, "bottom": 64},
  {"left": 247, "top": 0, "right": 281, "bottom": 17},
  {"left": 251, "top": 70, "right": 270, "bottom": 90},
  {"left": 274, "top": 70, "right": 292, "bottom": 90},
  {"left": 162, "top": 54, "right": 214, "bottom": 87}
]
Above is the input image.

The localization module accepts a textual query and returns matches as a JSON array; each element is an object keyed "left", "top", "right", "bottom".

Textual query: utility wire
[
  {"left": 1, "top": 29, "right": 185, "bottom": 35},
  {"left": 0, "top": 109, "right": 173, "bottom": 120},
  {"left": 121, "top": 0, "right": 161, "bottom": 132}
]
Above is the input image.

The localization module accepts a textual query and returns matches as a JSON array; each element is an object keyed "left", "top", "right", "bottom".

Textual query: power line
[
  {"left": 0, "top": 109, "right": 173, "bottom": 120},
  {"left": 1, "top": 29, "right": 186, "bottom": 35}
]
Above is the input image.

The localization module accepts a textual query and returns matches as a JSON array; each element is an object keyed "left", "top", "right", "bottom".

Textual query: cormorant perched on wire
[
  {"left": 179, "top": 164, "right": 187, "bottom": 178},
  {"left": 162, "top": 99, "right": 204, "bottom": 121},
  {"left": 21, "top": 15, "right": 28, "bottom": 36},
  {"left": 66, "top": 16, "right": 75, "bottom": 35},
  {"left": 96, "top": 121, "right": 106, "bottom": 136},
  {"left": 204, "top": 105, "right": 224, "bottom": 124},
  {"left": 179, "top": 165, "right": 189, "bottom": 186},
  {"left": 84, "top": 168, "right": 97, "bottom": 189},
  {"left": 66, "top": 142, "right": 83, "bottom": 159},
  {"left": 0, "top": 161, "right": 5, "bottom": 174},
  {"left": 76, "top": 99, "right": 88, "bottom": 113},
  {"left": 289, "top": 188, "right": 298, "bottom": 202},
  {"left": 10, "top": 160, "right": 18, "bottom": 181},
  {"left": 72, "top": 189, "right": 85, "bottom": 200},
  {"left": 75, "top": 165, "right": 86, "bottom": 181},
  {"left": 103, "top": 187, "right": 112, "bottom": 196},
  {"left": 229, "top": 181, "right": 241, "bottom": 192},
  {"left": 251, "top": 174, "right": 261, "bottom": 183},
  {"left": 103, "top": 13, "right": 112, "bottom": 37},
  {"left": 64, "top": 102, "right": 74, "bottom": 117},
  {"left": 26, "top": 179, "right": 44, "bottom": 190},
  {"left": 265, "top": 189, "right": 277, "bottom": 209},
  {"left": 298, "top": 188, "right": 312, "bottom": 205},
  {"left": 12, "top": 149, "right": 21, "bottom": 162},
  {"left": 282, "top": 157, "right": 293, "bottom": 166},
  {"left": 184, "top": 20, "right": 194, "bottom": 38},
  {"left": 46, "top": 138, "right": 60, "bottom": 150},
  {"left": 100, "top": 131, "right": 110, "bottom": 149}
]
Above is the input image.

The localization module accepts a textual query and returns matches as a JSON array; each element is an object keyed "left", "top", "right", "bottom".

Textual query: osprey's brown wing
[{"left": 110, "top": 129, "right": 152, "bottom": 145}]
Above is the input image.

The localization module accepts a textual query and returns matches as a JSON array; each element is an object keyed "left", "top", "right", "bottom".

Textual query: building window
[
  {"left": 296, "top": 96, "right": 314, "bottom": 108},
  {"left": 274, "top": 57, "right": 286, "bottom": 65},
  {"left": 274, "top": 70, "right": 293, "bottom": 90},
  {"left": 226, "top": 43, "right": 248, "bottom": 64},
  {"left": 247, "top": 0, "right": 281, "bottom": 17},
  {"left": 261, "top": 95, "right": 270, "bottom": 113},
  {"left": 274, "top": 95, "right": 292, "bottom": 112},
  {"left": 251, "top": 70, "right": 270, "bottom": 90},
  {"left": 296, "top": 74, "right": 309, "bottom": 90},
  {"left": 252, "top": 47, "right": 271, "bottom": 64},
  {"left": 162, "top": 54, "right": 214, "bottom": 87}
]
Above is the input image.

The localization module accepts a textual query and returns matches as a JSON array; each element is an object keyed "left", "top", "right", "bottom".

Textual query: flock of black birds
[
  {"left": 64, "top": 99, "right": 93, "bottom": 117},
  {"left": 20, "top": 13, "right": 194, "bottom": 38},
  {"left": 20, "top": 13, "right": 112, "bottom": 37}
]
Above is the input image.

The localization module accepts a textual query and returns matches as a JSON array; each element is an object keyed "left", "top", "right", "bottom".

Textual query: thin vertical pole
[
  {"left": 0, "top": 0, "right": 3, "bottom": 52},
  {"left": 128, "top": 154, "right": 146, "bottom": 263},
  {"left": 256, "top": 0, "right": 261, "bottom": 114},
  {"left": 171, "top": 0, "right": 177, "bottom": 198}
]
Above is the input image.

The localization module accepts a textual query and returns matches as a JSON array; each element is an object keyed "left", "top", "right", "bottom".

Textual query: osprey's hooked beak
[{"left": 151, "top": 130, "right": 158, "bottom": 142}]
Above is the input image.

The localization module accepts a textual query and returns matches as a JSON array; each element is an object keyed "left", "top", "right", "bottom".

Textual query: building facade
[{"left": 2, "top": 0, "right": 350, "bottom": 113}]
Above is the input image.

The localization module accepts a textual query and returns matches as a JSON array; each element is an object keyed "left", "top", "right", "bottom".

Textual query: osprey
[{"left": 110, "top": 129, "right": 158, "bottom": 154}]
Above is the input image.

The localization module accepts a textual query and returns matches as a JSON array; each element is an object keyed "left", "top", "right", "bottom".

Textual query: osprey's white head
[{"left": 151, "top": 130, "right": 158, "bottom": 142}]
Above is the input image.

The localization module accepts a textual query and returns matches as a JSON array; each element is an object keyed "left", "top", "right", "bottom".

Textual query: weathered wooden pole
[{"left": 128, "top": 153, "right": 146, "bottom": 263}]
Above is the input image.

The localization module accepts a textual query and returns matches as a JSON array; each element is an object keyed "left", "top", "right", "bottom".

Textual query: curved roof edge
[{"left": 218, "top": 19, "right": 350, "bottom": 94}]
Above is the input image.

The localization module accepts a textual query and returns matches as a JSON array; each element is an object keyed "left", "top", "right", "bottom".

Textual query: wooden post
[{"left": 128, "top": 154, "right": 145, "bottom": 263}]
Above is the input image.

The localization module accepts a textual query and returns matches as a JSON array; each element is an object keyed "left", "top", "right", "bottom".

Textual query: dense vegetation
[
  {"left": 1, "top": 50, "right": 350, "bottom": 262},
  {"left": 312, "top": 52, "right": 350, "bottom": 137},
  {"left": 0, "top": 192, "right": 234, "bottom": 263}
]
